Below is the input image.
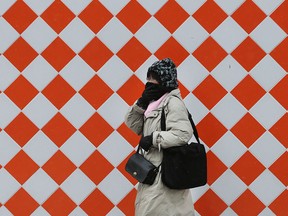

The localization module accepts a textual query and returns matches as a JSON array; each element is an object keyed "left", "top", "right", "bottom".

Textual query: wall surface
[{"left": 0, "top": 0, "right": 287, "bottom": 215}]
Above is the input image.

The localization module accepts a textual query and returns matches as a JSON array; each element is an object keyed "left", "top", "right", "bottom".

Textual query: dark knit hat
[{"left": 147, "top": 58, "right": 178, "bottom": 89}]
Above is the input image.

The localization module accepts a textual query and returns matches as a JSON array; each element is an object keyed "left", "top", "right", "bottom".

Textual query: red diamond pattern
[
  {"left": 270, "top": 75, "right": 288, "bottom": 110},
  {"left": 270, "top": 190, "right": 288, "bottom": 216},
  {"left": 269, "top": 113, "right": 288, "bottom": 148},
  {"left": 269, "top": 152, "right": 288, "bottom": 186},
  {"left": 117, "top": 189, "right": 137, "bottom": 216},
  {"left": 270, "top": 38, "right": 288, "bottom": 72},
  {"left": 271, "top": 1, "right": 288, "bottom": 34},
  {"left": 207, "top": 151, "right": 227, "bottom": 185}
]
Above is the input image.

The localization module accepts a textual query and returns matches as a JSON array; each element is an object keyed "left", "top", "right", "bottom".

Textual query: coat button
[{"left": 133, "top": 172, "right": 137, "bottom": 176}]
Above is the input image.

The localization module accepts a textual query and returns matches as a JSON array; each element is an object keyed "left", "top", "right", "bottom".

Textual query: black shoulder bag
[{"left": 161, "top": 108, "right": 207, "bottom": 189}]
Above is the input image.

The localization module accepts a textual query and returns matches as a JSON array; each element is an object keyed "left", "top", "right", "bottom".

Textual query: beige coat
[{"left": 125, "top": 89, "right": 195, "bottom": 216}]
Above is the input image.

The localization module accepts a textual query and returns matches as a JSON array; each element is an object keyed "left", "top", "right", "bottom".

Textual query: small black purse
[
  {"left": 161, "top": 108, "right": 207, "bottom": 189},
  {"left": 125, "top": 146, "right": 159, "bottom": 185}
]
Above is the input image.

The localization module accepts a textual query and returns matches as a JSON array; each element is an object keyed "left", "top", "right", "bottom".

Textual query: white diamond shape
[
  {"left": 211, "top": 55, "right": 247, "bottom": 91},
  {"left": 211, "top": 170, "right": 246, "bottom": 205},
  {"left": 98, "top": 17, "right": 133, "bottom": 53},
  {"left": 250, "top": 17, "right": 286, "bottom": 53},
  {"left": 250, "top": 94, "right": 286, "bottom": 129},
  {"left": 214, "top": 0, "right": 245, "bottom": 15},
  {"left": 98, "top": 131, "right": 133, "bottom": 167},
  {"left": 211, "top": 17, "right": 247, "bottom": 53},
  {"left": 0, "top": 17, "right": 19, "bottom": 53},
  {"left": 62, "top": 0, "right": 92, "bottom": 15},
  {"left": 98, "top": 93, "right": 129, "bottom": 129},
  {"left": 98, "top": 56, "right": 133, "bottom": 91},
  {"left": 0, "top": 0, "right": 16, "bottom": 15},
  {"left": 258, "top": 207, "right": 276, "bottom": 216},
  {"left": 0, "top": 169, "right": 21, "bottom": 203},
  {"left": 0, "top": 93, "right": 20, "bottom": 128},
  {"left": 23, "top": 0, "right": 53, "bottom": 15},
  {"left": 60, "top": 131, "right": 96, "bottom": 167},
  {"left": 107, "top": 207, "right": 125, "bottom": 216},
  {"left": 98, "top": 169, "right": 133, "bottom": 205},
  {"left": 60, "top": 56, "right": 95, "bottom": 91},
  {"left": 174, "top": 17, "right": 209, "bottom": 53},
  {"left": 250, "top": 170, "right": 286, "bottom": 205},
  {"left": 211, "top": 132, "right": 247, "bottom": 167},
  {"left": 99, "top": 0, "right": 129, "bottom": 15},
  {"left": 135, "top": 55, "right": 159, "bottom": 83},
  {"left": 211, "top": 93, "right": 247, "bottom": 129},
  {"left": 191, "top": 184, "right": 209, "bottom": 203},
  {"left": 250, "top": 132, "right": 286, "bottom": 167},
  {"left": 23, "top": 131, "right": 58, "bottom": 166},
  {"left": 22, "top": 17, "right": 57, "bottom": 53},
  {"left": 0, "top": 131, "right": 21, "bottom": 166},
  {"left": 23, "top": 93, "right": 58, "bottom": 128},
  {"left": 69, "top": 207, "right": 88, "bottom": 216},
  {"left": 183, "top": 93, "right": 209, "bottom": 125},
  {"left": 250, "top": 54, "right": 286, "bottom": 92},
  {"left": 178, "top": 55, "right": 209, "bottom": 91},
  {"left": 60, "top": 93, "right": 95, "bottom": 129},
  {"left": 137, "top": 0, "right": 167, "bottom": 15},
  {"left": 176, "top": 0, "right": 206, "bottom": 14},
  {"left": 60, "top": 18, "right": 94, "bottom": 53},
  {"left": 253, "top": 0, "right": 284, "bottom": 15},
  {"left": 22, "top": 56, "right": 58, "bottom": 91},
  {"left": 0, "top": 56, "right": 20, "bottom": 92},
  {"left": 135, "top": 17, "right": 170, "bottom": 53},
  {"left": 61, "top": 169, "right": 96, "bottom": 205},
  {"left": 31, "top": 207, "right": 50, "bottom": 216},
  {"left": 23, "top": 169, "right": 58, "bottom": 204},
  {"left": 0, "top": 206, "right": 13, "bottom": 216},
  {"left": 220, "top": 208, "right": 238, "bottom": 216}
]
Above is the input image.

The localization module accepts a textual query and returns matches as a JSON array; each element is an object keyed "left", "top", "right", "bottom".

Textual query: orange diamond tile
[
  {"left": 196, "top": 113, "right": 227, "bottom": 148},
  {"left": 231, "top": 151, "right": 265, "bottom": 185},
  {"left": 269, "top": 152, "right": 288, "bottom": 185},
  {"left": 193, "top": 75, "right": 227, "bottom": 110},
  {"left": 5, "top": 113, "right": 39, "bottom": 147},
  {"left": 79, "top": 75, "right": 113, "bottom": 110},
  {"left": 79, "top": 113, "right": 114, "bottom": 147},
  {"left": 270, "top": 75, "right": 288, "bottom": 110},
  {"left": 42, "top": 75, "right": 76, "bottom": 109},
  {"left": 193, "top": 0, "right": 227, "bottom": 34},
  {"left": 4, "top": 75, "right": 38, "bottom": 109},
  {"left": 207, "top": 151, "right": 227, "bottom": 185},
  {"left": 117, "top": 152, "right": 138, "bottom": 185},
  {"left": 194, "top": 189, "right": 227, "bottom": 216},
  {"left": 231, "top": 37, "right": 266, "bottom": 71},
  {"left": 43, "top": 188, "right": 77, "bottom": 215},
  {"left": 42, "top": 151, "right": 76, "bottom": 185},
  {"left": 3, "top": 37, "right": 38, "bottom": 71},
  {"left": 42, "top": 113, "right": 76, "bottom": 147},
  {"left": 117, "top": 123, "right": 140, "bottom": 148},
  {"left": 231, "top": 113, "right": 266, "bottom": 148},
  {"left": 269, "top": 113, "right": 288, "bottom": 148},
  {"left": 178, "top": 81, "right": 190, "bottom": 99},
  {"left": 117, "top": 189, "right": 137, "bottom": 216},
  {"left": 193, "top": 37, "right": 227, "bottom": 71},
  {"left": 155, "top": 37, "right": 190, "bottom": 67},
  {"left": 271, "top": 1, "right": 288, "bottom": 34},
  {"left": 270, "top": 38, "right": 288, "bottom": 72},
  {"left": 231, "top": 0, "right": 266, "bottom": 33},
  {"left": 80, "top": 189, "right": 114, "bottom": 216},
  {"left": 116, "top": 1, "right": 151, "bottom": 34},
  {"left": 2, "top": 1, "right": 37, "bottom": 34},
  {"left": 117, "top": 75, "right": 144, "bottom": 106},
  {"left": 231, "top": 189, "right": 265, "bottom": 215},
  {"left": 79, "top": 1, "right": 113, "bottom": 34},
  {"left": 117, "top": 37, "right": 151, "bottom": 71},
  {"left": 80, "top": 151, "right": 114, "bottom": 185},
  {"left": 231, "top": 75, "right": 266, "bottom": 110},
  {"left": 5, "top": 188, "right": 39, "bottom": 216},
  {"left": 79, "top": 37, "right": 113, "bottom": 72},
  {"left": 41, "top": 38, "right": 76, "bottom": 71},
  {"left": 41, "top": 1, "right": 75, "bottom": 34},
  {"left": 5, "top": 150, "right": 39, "bottom": 184},
  {"left": 270, "top": 190, "right": 288, "bottom": 216},
  {"left": 154, "top": 1, "right": 189, "bottom": 33}
]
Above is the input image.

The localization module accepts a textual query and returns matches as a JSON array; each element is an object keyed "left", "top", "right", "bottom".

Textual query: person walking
[{"left": 125, "top": 58, "right": 195, "bottom": 216}]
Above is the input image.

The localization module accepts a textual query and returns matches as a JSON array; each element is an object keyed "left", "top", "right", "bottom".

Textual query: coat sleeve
[
  {"left": 152, "top": 97, "right": 193, "bottom": 149},
  {"left": 124, "top": 103, "right": 145, "bottom": 135}
]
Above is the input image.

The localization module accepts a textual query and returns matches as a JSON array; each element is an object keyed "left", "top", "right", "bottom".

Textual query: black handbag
[
  {"left": 161, "top": 107, "right": 207, "bottom": 189},
  {"left": 125, "top": 146, "right": 159, "bottom": 185}
]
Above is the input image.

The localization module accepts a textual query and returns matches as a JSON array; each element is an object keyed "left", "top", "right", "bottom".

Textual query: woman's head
[{"left": 147, "top": 58, "right": 178, "bottom": 89}]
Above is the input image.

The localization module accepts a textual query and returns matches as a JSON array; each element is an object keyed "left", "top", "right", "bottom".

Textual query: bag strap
[{"left": 161, "top": 107, "right": 201, "bottom": 144}]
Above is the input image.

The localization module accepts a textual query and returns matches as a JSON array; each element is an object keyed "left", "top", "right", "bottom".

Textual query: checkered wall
[{"left": 0, "top": 0, "right": 287, "bottom": 215}]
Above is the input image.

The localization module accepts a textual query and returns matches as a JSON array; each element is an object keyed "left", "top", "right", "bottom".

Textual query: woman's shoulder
[{"left": 164, "top": 89, "right": 186, "bottom": 110}]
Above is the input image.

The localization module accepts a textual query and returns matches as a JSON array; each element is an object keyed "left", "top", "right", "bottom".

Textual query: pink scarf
[{"left": 144, "top": 94, "right": 168, "bottom": 117}]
